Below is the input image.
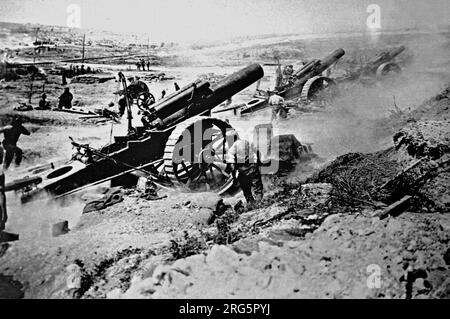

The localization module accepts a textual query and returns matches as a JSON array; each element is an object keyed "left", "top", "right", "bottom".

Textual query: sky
[{"left": 0, "top": 0, "right": 449, "bottom": 42}]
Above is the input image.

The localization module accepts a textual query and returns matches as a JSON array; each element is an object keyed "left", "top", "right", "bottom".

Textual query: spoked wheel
[
  {"left": 135, "top": 91, "right": 156, "bottom": 111},
  {"left": 126, "top": 81, "right": 155, "bottom": 111},
  {"left": 376, "top": 62, "right": 402, "bottom": 80},
  {"left": 163, "top": 116, "right": 237, "bottom": 194},
  {"left": 300, "top": 76, "right": 337, "bottom": 105}
]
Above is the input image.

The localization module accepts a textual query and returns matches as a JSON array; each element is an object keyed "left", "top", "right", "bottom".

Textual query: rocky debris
[
  {"left": 83, "top": 187, "right": 124, "bottom": 214},
  {"left": 169, "top": 231, "right": 207, "bottom": 261},
  {"left": 52, "top": 220, "right": 70, "bottom": 237},
  {"left": 0, "top": 274, "right": 24, "bottom": 299},
  {"left": 106, "top": 212, "right": 449, "bottom": 299},
  {"left": 71, "top": 247, "right": 160, "bottom": 299},
  {"left": 411, "top": 86, "right": 450, "bottom": 121},
  {"left": 185, "top": 193, "right": 232, "bottom": 227},
  {"left": 394, "top": 120, "right": 450, "bottom": 160},
  {"left": 309, "top": 118, "right": 450, "bottom": 213},
  {"left": 307, "top": 150, "right": 399, "bottom": 208},
  {"left": 65, "top": 263, "right": 86, "bottom": 297},
  {"left": 193, "top": 208, "right": 216, "bottom": 226},
  {"left": 300, "top": 183, "right": 333, "bottom": 208},
  {"left": 190, "top": 193, "right": 224, "bottom": 213},
  {"left": 444, "top": 248, "right": 450, "bottom": 266}
]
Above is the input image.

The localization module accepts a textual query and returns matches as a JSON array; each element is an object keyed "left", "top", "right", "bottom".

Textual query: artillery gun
[
  {"left": 215, "top": 49, "right": 345, "bottom": 116},
  {"left": 346, "top": 45, "right": 406, "bottom": 81},
  {"left": 7, "top": 64, "right": 264, "bottom": 202}
]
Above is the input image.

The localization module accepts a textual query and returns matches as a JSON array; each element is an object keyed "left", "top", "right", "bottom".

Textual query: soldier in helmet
[
  {"left": 226, "top": 130, "right": 263, "bottom": 209},
  {"left": 0, "top": 146, "right": 6, "bottom": 232},
  {"left": 58, "top": 87, "right": 73, "bottom": 109},
  {"left": 0, "top": 116, "right": 31, "bottom": 170}
]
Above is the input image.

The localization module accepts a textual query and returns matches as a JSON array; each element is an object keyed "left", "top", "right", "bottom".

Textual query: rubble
[{"left": 52, "top": 220, "right": 70, "bottom": 237}]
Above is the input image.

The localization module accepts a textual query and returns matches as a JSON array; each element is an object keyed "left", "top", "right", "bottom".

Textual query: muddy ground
[{"left": 0, "top": 29, "right": 449, "bottom": 299}]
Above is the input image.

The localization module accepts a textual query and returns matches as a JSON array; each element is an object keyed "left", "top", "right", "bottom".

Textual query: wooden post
[
  {"left": 28, "top": 73, "right": 35, "bottom": 104},
  {"left": 0, "top": 166, "right": 6, "bottom": 232},
  {"left": 81, "top": 34, "right": 86, "bottom": 63}
]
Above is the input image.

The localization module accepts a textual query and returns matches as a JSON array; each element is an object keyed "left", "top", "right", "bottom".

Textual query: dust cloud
[
  {"left": 5, "top": 192, "right": 85, "bottom": 240},
  {"left": 274, "top": 32, "right": 450, "bottom": 161}
]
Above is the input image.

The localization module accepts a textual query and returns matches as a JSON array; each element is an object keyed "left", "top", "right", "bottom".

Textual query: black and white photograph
[{"left": 0, "top": 0, "right": 449, "bottom": 302}]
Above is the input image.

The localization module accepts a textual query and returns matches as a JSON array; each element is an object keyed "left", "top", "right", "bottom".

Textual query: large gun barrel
[
  {"left": 151, "top": 63, "right": 264, "bottom": 128},
  {"left": 369, "top": 45, "right": 406, "bottom": 67},
  {"left": 295, "top": 48, "right": 345, "bottom": 85}
]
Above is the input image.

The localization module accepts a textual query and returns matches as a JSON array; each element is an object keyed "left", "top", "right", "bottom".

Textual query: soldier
[
  {"left": 226, "top": 130, "right": 263, "bottom": 209},
  {"left": 160, "top": 90, "right": 166, "bottom": 100},
  {"left": 146, "top": 60, "right": 151, "bottom": 71},
  {"left": 0, "top": 116, "right": 31, "bottom": 170},
  {"left": 37, "top": 93, "right": 50, "bottom": 110},
  {"left": 136, "top": 61, "right": 141, "bottom": 71},
  {"left": 269, "top": 93, "right": 287, "bottom": 120},
  {"left": 283, "top": 64, "right": 294, "bottom": 78},
  {"left": 0, "top": 150, "right": 6, "bottom": 232},
  {"left": 275, "top": 64, "right": 283, "bottom": 88},
  {"left": 174, "top": 82, "right": 180, "bottom": 91},
  {"left": 58, "top": 87, "right": 73, "bottom": 109},
  {"left": 118, "top": 96, "right": 128, "bottom": 117}
]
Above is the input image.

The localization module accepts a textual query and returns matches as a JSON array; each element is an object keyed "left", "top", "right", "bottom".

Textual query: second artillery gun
[
  {"left": 215, "top": 48, "right": 345, "bottom": 115},
  {"left": 345, "top": 45, "right": 406, "bottom": 82},
  {"left": 7, "top": 64, "right": 264, "bottom": 202}
]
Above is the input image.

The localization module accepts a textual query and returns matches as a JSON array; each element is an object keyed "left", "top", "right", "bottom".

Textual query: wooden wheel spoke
[{"left": 181, "top": 161, "right": 192, "bottom": 176}]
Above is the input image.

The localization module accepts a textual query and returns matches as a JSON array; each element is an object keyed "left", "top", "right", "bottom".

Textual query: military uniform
[
  {"left": 226, "top": 139, "right": 263, "bottom": 206},
  {"left": 58, "top": 88, "right": 73, "bottom": 109},
  {"left": 0, "top": 160, "right": 6, "bottom": 231},
  {"left": 1, "top": 118, "right": 30, "bottom": 169},
  {"left": 269, "top": 94, "right": 287, "bottom": 120}
]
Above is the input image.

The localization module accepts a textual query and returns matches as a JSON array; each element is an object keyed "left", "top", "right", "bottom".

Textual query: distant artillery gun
[
  {"left": 116, "top": 75, "right": 156, "bottom": 113},
  {"left": 6, "top": 64, "right": 264, "bottom": 202},
  {"left": 344, "top": 46, "right": 406, "bottom": 82},
  {"left": 368, "top": 46, "right": 406, "bottom": 79},
  {"left": 0, "top": 59, "right": 47, "bottom": 81},
  {"left": 274, "top": 48, "right": 345, "bottom": 103},
  {"left": 214, "top": 49, "right": 346, "bottom": 115}
]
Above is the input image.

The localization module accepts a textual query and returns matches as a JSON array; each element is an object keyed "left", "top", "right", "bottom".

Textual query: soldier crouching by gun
[{"left": 225, "top": 130, "right": 263, "bottom": 210}]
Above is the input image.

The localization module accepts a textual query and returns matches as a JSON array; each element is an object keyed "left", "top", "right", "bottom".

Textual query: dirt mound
[
  {"left": 377, "top": 84, "right": 450, "bottom": 138},
  {"left": 308, "top": 108, "right": 450, "bottom": 213},
  {"left": 411, "top": 86, "right": 450, "bottom": 121},
  {"left": 394, "top": 120, "right": 450, "bottom": 160},
  {"left": 110, "top": 213, "right": 450, "bottom": 299}
]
